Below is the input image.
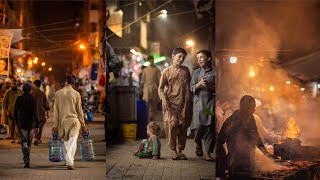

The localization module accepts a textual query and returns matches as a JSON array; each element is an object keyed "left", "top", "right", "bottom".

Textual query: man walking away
[
  {"left": 32, "top": 80, "right": 50, "bottom": 145},
  {"left": 52, "top": 75, "right": 88, "bottom": 170},
  {"left": 14, "top": 83, "right": 39, "bottom": 168},
  {"left": 140, "top": 56, "right": 161, "bottom": 122}
]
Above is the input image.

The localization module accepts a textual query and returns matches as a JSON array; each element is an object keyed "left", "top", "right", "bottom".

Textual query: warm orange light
[
  {"left": 249, "top": 66, "right": 255, "bottom": 77},
  {"left": 41, "top": 62, "right": 46, "bottom": 66},
  {"left": 17, "top": 69, "right": 21, "bottom": 73},
  {"left": 79, "top": 44, "right": 85, "bottom": 50},
  {"left": 185, "top": 40, "right": 194, "bottom": 47},
  {"left": 48, "top": 67, "right": 52, "bottom": 71},
  {"left": 284, "top": 117, "right": 301, "bottom": 139},
  {"left": 33, "top": 59, "right": 38, "bottom": 64},
  {"left": 286, "top": 81, "right": 291, "bottom": 85},
  {"left": 269, "top": 85, "right": 274, "bottom": 92}
]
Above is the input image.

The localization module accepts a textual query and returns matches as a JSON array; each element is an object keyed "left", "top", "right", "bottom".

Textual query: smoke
[
  {"left": 255, "top": 146, "right": 285, "bottom": 172},
  {"left": 216, "top": 0, "right": 320, "bottom": 171}
]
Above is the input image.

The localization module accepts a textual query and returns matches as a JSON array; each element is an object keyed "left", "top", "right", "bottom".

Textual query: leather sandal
[
  {"left": 196, "top": 146, "right": 203, "bottom": 157},
  {"left": 172, "top": 152, "right": 179, "bottom": 160},
  {"left": 204, "top": 153, "right": 215, "bottom": 161}
]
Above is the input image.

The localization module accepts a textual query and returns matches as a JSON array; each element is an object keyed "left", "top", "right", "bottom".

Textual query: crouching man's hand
[{"left": 267, "top": 153, "right": 279, "bottom": 160}]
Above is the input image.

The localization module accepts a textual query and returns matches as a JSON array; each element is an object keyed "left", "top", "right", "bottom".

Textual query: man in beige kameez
[
  {"left": 140, "top": 56, "right": 161, "bottom": 122},
  {"left": 3, "top": 80, "right": 23, "bottom": 143},
  {"left": 158, "top": 48, "right": 192, "bottom": 160},
  {"left": 52, "top": 75, "right": 88, "bottom": 170}
]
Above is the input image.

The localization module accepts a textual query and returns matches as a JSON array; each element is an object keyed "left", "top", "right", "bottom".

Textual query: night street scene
[
  {"left": 1, "top": 0, "right": 320, "bottom": 180},
  {"left": 105, "top": 0, "right": 214, "bottom": 180},
  {"left": 0, "top": 0, "right": 106, "bottom": 179}
]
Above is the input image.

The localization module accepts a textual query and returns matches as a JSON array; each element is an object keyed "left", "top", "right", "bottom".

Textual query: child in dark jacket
[{"left": 14, "top": 83, "right": 39, "bottom": 168}]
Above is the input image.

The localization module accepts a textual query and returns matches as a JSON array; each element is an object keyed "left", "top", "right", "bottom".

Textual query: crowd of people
[
  {"left": 130, "top": 47, "right": 284, "bottom": 178},
  {"left": 0, "top": 74, "right": 99, "bottom": 170}
]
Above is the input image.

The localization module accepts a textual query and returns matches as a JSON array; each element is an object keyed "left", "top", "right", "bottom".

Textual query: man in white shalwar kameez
[{"left": 52, "top": 75, "right": 88, "bottom": 170}]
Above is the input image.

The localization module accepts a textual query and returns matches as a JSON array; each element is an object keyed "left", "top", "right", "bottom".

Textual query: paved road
[
  {"left": 0, "top": 111, "right": 106, "bottom": 180},
  {"left": 107, "top": 139, "right": 215, "bottom": 180},
  {"left": 106, "top": 111, "right": 215, "bottom": 180}
]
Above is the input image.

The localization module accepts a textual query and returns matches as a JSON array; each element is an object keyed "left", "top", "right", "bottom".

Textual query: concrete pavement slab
[
  {"left": 106, "top": 139, "right": 215, "bottom": 179},
  {"left": 0, "top": 111, "right": 106, "bottom": 180}
]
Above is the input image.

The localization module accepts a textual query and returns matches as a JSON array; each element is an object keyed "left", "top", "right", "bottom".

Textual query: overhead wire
[
  {"left": 107, "top": 9, "right": 196, "bottom": 26},
  {"left": 178, "top": 21, "right": 213, "bottom": 40},
  {"left": 28, "top": 26, "right": 74, "bottom": 32},
  {"left": 24, "top": 18, "right": 82, "bottom": 30},
  {"left": 108, "top": 1, "right": 140, "bottom": 17},
  {"left": 32, "top": 27, "right": 60, "bottom": 45},
  {"left": 106, "top": 0, "right": 173, "bottom": 39}
]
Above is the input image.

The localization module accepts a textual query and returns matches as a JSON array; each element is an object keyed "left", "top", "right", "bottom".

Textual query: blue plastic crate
[{"left": 136, "top": 100, "right": 148, "bottom": 125}]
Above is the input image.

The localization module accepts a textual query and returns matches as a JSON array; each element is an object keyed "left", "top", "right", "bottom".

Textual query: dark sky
[{"left": 32, "top": 1, "right": 83, "bottom": 82}]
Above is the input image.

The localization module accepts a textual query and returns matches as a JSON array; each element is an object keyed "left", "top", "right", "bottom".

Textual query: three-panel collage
[{"left": 0, "top": 0, "right": 320, "bottom": 179}]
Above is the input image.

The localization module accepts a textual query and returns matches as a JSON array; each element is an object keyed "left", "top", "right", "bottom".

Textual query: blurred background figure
[{"left": 140, "top": 56, "right": 161, "bottom": 122}]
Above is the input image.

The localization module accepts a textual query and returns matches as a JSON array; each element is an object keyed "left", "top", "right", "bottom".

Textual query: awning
[
  {"left": 281, "top": 50, "right": 320, "bottom": 81},
  {"left": 9, "top": 29, "right": 23, "bottom": 44},
  {"left": 10, "top": 48, "right": 29, "bottom": 58}
]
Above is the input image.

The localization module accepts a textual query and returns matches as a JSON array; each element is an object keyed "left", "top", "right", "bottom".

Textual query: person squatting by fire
[{"left": 216, "top": 95, "right": 279, "bottom": 178}]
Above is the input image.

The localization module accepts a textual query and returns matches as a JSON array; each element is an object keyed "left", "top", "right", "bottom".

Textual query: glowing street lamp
[
  {"left": 249, "top": 66, "right": 255, "bottom": 78},
  {"left": 159, "top": 10, "right": 167, "bottom": 18},
  {"left": 186, "top": 40, "right": 194, "bottom": 47},
  {"left": 41, "top": 62, "right": 46, "bottom": 66},
  {"left": 79, "top": 44, "right": 86, "bottom": 50},
  {"left": 229, "top": 56, "right": 237, "bottom": 63}
]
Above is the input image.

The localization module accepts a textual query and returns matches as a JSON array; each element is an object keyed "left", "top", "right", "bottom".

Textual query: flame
[{"left": 284, "top": 117, "right": 301, "bottom": 139}]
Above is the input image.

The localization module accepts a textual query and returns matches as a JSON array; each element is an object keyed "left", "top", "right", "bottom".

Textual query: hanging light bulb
[
  {"left": 249, "top": 66, "right": 255, "bottom": 78},
  {"left": 229, "top": 56, "right": 237, "bottom": 63}
]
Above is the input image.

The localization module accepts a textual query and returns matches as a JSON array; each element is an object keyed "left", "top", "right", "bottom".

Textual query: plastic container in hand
[
  {"left": 80, "top": 132, "right": 96, "bottom": 161},
  {"left": 49, "top": 132, "right": 64, "bottom": 162}
]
